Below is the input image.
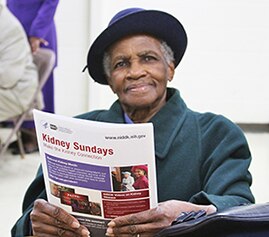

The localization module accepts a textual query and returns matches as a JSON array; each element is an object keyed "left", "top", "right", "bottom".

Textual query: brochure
[{"left": 33, "top": 110, "right": 158, "bottom": 236}]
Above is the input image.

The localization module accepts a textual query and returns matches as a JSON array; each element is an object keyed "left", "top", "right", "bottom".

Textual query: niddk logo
[
  {"left": 41, "top": 121, "right": 49, "bottom": 129},
  {"left": 40, "top": 120, "right": 72, "bottom": 134},
  {"left": 40, "top": 120, "right": 58, "bottom": 130},
  {"left": 50, "top": 124, "right": 58, "bottom": 130}
]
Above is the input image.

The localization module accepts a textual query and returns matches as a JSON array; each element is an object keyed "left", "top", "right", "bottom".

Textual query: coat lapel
[{"left": 151, "top": 88, "right": 188, "bottom": 159}]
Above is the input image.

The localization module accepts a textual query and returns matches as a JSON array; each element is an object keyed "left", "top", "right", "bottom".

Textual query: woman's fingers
[
  {"left": 31, "top": 199, "right": 90, "bottom": 236},
  {"left": 106, "top": 200, "right": 217, "bottom": 236},
  {"left": 31, "top": 199, "right": 80, "bottom": 228}
]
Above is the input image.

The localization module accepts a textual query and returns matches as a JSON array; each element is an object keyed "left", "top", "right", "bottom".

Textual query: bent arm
[
  {"left": 192, "top": 115, "right": 255, "bottom": 211},
  {"left": 29, "top": 0, "right": 59, "bottom": 39}
]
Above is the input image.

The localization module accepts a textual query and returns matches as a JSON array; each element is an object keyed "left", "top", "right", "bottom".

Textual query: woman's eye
[
  {"left": 114, "top": 61, "right": 127, "bottom": 69},
  {"left": 143, "top": 55, "right": 156, "bottom": 62}
]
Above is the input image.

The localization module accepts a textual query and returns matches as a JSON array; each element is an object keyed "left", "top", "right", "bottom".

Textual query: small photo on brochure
[
  {"left": 89, "top": 201, "right": 102, "bottom": 216},
  {"left": 70, "top": 197, "right": 90, "bottom": 214},
  {"left": 49, "top": 181, "right": 75, "bottom": 198},
  {"left": 111, "top": 164, "right": 149, "bottom": 192},
  {"left": 71, "top": 198, "right": 102, "bottom": 216},
  {"left": 60, "top": 191, "right": 88, "bottom": 206}
]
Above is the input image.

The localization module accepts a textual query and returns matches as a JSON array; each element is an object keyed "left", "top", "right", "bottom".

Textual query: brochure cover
[{"left": 33, "top": 110, "right": 158, "bottom": 236}]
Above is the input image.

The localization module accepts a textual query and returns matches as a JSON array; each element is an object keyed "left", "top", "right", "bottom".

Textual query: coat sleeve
[
  {"left": 189, "top": 115, "right": 255, "bottom": 211},
  {"left": 29, "top": 0, "right": 59, "bottom": 39},
  {"left": 11, "top": 166, "right": 47, "bottom": 237}
]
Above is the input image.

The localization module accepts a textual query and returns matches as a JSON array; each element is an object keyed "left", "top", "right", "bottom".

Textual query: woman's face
[
  {"left": 107, "top": 35, "right": 175, "bottom": 112},
  {"left": 134, "top": 168, "right": 145, "bottom": 178}
]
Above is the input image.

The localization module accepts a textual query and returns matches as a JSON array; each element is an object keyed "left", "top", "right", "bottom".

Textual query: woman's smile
[{"left": 125, "top": 82, "right": 154, "bottom": 93}]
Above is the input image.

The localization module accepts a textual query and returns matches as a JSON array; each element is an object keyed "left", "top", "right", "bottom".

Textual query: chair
[{"left": 0, "top": 48, "right": 55, "bottom": 159}]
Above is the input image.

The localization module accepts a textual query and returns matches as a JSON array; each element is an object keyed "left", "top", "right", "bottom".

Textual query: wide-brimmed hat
[
  {"left": 84, "top": 7, "right": 188, "bottom": 85},
  {"left": 131, "top": 165, "right": 148, "bottom": 174}
]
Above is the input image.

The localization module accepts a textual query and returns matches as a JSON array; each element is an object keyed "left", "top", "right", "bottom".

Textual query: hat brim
[
  {"left": 86, "top": 10, "right": 187, "bottom": 85},
  {"left": 131, "top": 165, "right": 148, "bottom": 174}
]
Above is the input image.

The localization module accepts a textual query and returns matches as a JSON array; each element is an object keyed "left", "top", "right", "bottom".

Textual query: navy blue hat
[{"left": 85, "top": 8, "right": 188, "bottom": 85}]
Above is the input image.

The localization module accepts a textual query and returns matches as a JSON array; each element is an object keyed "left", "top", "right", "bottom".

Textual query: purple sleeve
[{"left": 29, "top": 0, "right": 59, "bottom": 39}]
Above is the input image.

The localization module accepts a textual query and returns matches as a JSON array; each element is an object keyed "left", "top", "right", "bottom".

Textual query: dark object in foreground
[{"left": 155, "top": 203, "right": 269, "bottom": 237}]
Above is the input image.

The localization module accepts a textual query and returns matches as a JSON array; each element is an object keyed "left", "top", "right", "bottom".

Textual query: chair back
[
  {"left": 32, "top": 48, "right": 56, "bottom": 109},
  {"left": 33, "top": 48, "right": 55, "bottom": 89}
]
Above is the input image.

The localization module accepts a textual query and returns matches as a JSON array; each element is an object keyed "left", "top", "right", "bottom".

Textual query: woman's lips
[{"left": 126, "top": 83, "right": 153, "bottom": 92}]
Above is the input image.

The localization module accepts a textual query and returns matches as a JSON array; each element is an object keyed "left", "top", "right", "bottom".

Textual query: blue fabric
[{"left": 124, "top": 113, "right": 134, "bottom": 124}]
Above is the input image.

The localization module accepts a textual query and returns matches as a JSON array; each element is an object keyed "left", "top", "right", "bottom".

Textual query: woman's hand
[
  {"left": 29, "top": 36, "right": 48, "bottom": 53},
  {"left": 106, "top": 200, "right": 216, "bottom": 237},
  {"left": 30, "top": 199, "right": 90, "bottom": 237}
]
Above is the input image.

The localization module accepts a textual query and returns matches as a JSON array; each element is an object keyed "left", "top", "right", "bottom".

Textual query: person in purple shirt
[
  {"left": 131, "top": 165, "right": 149, "bottom": 190},
  {"left": 7, "top": 0, "right": 59, "bottom": 153}
]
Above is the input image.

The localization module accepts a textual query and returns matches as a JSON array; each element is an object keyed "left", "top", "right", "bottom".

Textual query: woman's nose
[{"left": 126, "top": 61, "right": 146, "bottom": 79}]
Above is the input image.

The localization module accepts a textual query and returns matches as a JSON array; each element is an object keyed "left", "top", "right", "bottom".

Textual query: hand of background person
[
  {"left": 29, "top": 36, "right": 48, "bottom": 53},
  {"left": 30, "top": 199, "right": 90, "bottom": 237},
  {"left": 106, "top": 200, "right": 216, "bottom": 237}
]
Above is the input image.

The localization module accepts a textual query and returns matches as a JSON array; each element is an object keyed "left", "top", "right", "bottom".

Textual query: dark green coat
[{"left": 11, "top": 88, "right": 254, "bottom": 236}]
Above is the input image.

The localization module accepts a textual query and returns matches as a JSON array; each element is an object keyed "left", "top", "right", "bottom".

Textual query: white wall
[
  {"left": 86, "top": 0, "right": 269, "bottom": 123},
  {"left": 246, "top": 130, "right": 269, "bottom": 203},
  {"left": 54, "top": 0, "right": 90, "bottom": 117},
  {"left": 54, "top": 1, "right": 269, "bottom": 202}
]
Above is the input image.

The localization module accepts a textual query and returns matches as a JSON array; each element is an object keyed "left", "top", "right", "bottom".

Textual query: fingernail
[
  {"left": 106, "top": 227, "right": 113, "bottom": 235},
  {"left": 71, "top": 221, "right": 80, "bottom": 228},
  {"left": 107, "top": 221, "right": 116, "bottom": 227},
  {"left": 82, "top": 228, "right": 90, "bottom": 237}
]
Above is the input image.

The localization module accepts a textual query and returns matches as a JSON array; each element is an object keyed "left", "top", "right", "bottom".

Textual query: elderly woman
[
  {"left": 121, "top": 171, "right": 135, "bottom": 191},
  {"left": 12, "top": 8, "right": 254, "bottom": 237}
]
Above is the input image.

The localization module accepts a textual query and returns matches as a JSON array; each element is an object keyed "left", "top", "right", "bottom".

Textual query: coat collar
[
  {"left": 150, "top": 88, "right": 188, "bottom": 158},
  {"left": 96, "top": 88, "right": 188, "bottom": 159}
]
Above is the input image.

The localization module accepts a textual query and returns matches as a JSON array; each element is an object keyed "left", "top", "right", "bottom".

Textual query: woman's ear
[
  {"left": 107, "top": 77, "right": 116, "bottom": 93},
  {"left": 167, "top": 62, "right": 175, "bottom": 82}
]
